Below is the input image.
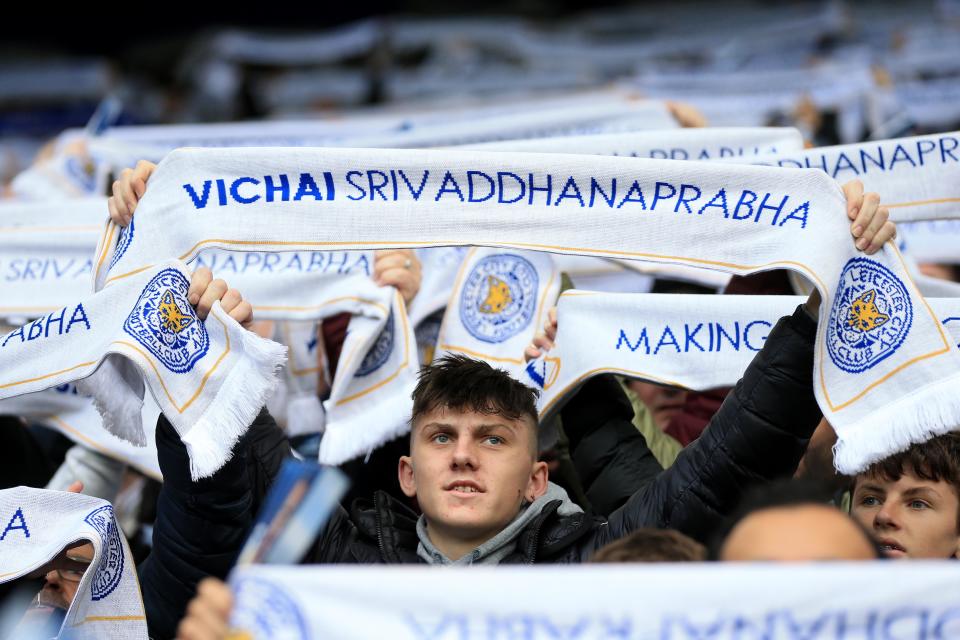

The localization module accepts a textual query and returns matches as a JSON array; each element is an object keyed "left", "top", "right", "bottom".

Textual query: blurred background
[{"left": 2, "top": 0, "right": 960, "bottom": 185}]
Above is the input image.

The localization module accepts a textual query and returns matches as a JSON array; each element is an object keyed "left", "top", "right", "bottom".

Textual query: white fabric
[
  {"left": 227, "top": 563, "right": 960, "bottom": 640},
  {"left": 407, "top": 247, "right": 469, "bottom": 329},
  {"left": 524, "top": 293, "right": 960, "bottom": 431},
  {"left": 434, "top": 248, "right": 559, "bottom": 368},
  {"left": 728, "top": 132, "right": 960, "bottom": 222},
  {"left": 0, "top": 259, "right": 285, "bottom": 479},
  {"left": 900, "top": 220, "right": 960, "bottom": 263},
  {"left": 0, "top": 387, "right": 161, "bottom": 479},
  {"left": 0, "top": 197, "right": 104, "bottom": 322},
  {"left": 92, "top": 146, "right": 960, "bottom": 473},
  {"left": 458, "top": 127, "right": 804, "bottom": 160},
  {"left": 0, "top": 487, "right": 147, "bottom": 640}
]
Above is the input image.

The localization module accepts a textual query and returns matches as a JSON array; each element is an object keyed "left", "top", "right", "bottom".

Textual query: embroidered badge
[
  {"left": 355, "top": 311, "right": 394, "bottom": 377},
  {"left": 83, "top": 505, "right": 123, "bottom": 601},
  {"left": 109, "top": 216, "right": 135, "bottom": 270},
  {"left": 459, "top": 254, "right": 538, "bottom": 344},
  {"left": 827, "top": 258, "right": 913, "bottom": 373},
  {"left": 231, "top": 577, "right": 309, "bottom": 640},
  {"left": 123, "top": 268, "right": 209, "bottom": 373}
]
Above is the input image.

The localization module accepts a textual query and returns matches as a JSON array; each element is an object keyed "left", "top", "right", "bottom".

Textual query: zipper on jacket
[{"left": 374, "top": 493, "right": 389, "bottom": 562}]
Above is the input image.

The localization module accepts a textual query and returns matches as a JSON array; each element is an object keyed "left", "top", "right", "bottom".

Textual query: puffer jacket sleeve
[
  {"left": 585, "top": 304, "right": 822, "bottom": 553},
  {"left": 138, "top": 409, "right": 289, "bottom": 640},
  {"left": 560, "top": 375, "right": 663, "bottom": 516}
]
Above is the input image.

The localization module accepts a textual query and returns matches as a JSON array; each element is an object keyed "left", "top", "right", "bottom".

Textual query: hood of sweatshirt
[{"left": 416, "top": 481, "right": 583, "bottom": 565}]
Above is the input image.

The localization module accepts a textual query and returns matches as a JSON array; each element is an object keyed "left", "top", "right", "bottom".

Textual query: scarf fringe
[
  {"left": 319, "top": 392, "right": 412, "bottom": 465},
  {"left": 78, "top": 356, "right": 147, "bottom": 447},
  {"left": 832, "top": 373, "right": 960, "bottom": 475},
  {"left": 182, "top": 328, "right": 288, "bottom": 480}
]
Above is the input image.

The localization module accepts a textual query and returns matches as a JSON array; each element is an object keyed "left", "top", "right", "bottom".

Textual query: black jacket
[{"left": 140, "top": 305, "right": 820, "bottom": 638}]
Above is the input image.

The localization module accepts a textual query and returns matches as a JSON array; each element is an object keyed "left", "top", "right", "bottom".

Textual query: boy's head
[
  {"left": 851, "top": 432, "right": 960, "bottom": 559},
  {"left": 398, "top": 355, "right": 547, "bottom": 557}
]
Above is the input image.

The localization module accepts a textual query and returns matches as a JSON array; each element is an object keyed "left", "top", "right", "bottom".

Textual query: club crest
[
  {"left": 83, "top": 505, "right": 124, "bottom": 601},
  {"left": 230, "top": 576, "right": 309, "bottom": 640},
  {"left": 109, "top": 215, "right": 135, "bottom": 270},
  {"left": 356, "top": 311, "right": 395, "bottom": 377},
  {"left": 123, "top": 268, "right": 209, "bottom": 373},
  {"left": 459, "top": 254, "right": 538, "bottom": 344},
  {"left": 827, "top": 258, "right": 913, "bottom": 374}
]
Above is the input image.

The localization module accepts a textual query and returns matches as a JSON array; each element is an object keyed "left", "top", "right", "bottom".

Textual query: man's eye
[
  {"left": 860, "top": 496, "right": 881, "bottom": 507},
  {"left": 433, "top": 434, "right": 450, "bottom": 444},
  {"left": 909, "top": 500, "right": 930, "bottom": 510},
  {"left": 484, "top": 436, "right": 503, "bottom": 445}
]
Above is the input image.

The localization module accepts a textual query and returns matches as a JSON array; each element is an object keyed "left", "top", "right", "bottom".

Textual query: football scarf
[
  {"left": 92, "top": 147, "right": 960, "bottom": 473},
  {"left": 0, "top": 487, "right": 147, "bottom": 640}
]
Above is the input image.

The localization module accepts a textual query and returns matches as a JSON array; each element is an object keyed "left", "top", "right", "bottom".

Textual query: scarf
[
  {"left": 900, "top": 220, "right": 960, "bottom": 263},
  {"left": 434, "top": 248, "right": 560, "bottom": 368},
  {"left": 0, "top": 487, "right": 147, "bottom": 639},
  {"left": 0, "top": 197, "right": 104, "bottom": 323},
  {"left": 91, "top": 147, "right": 960, "bottom": 473},
  {"left": 524, "top": 292, "right": 960, "bottom": 454},
  {"left": 0, "top": 259, "right": 285, "bottom": 479},
  {"left": 730, "top": 131, "right": 960, "bottom": 222},
  {"left": 457, "top": 127, "right": 804, "bottom": 160},
  {"left": 0, "top": 388, "right": 161, "bottom": 480}
]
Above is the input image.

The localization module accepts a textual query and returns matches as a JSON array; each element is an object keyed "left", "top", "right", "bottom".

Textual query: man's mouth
[
  {"left": 446, "top": 481, "right": 484, "bottom": 494},
  {"left": 877, "top": 539, "right": 907, "bottom": 557}
]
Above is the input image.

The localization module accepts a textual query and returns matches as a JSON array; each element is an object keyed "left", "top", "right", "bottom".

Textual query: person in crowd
[
  {"left": 709, "top": 480, "right": 881, "bottom": 562},
  {"left": 850, "top": 432, "right": 960, "bottom": 560},
  {"left": 590, "top": 527, "right": 706, "bottom": 562},
  {"left": 109, "top": 165, "right": 893, "bottom": 637}
]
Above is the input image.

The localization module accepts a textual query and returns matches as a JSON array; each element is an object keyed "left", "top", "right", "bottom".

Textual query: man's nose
[
  {"left": 44, "top": 570, "right": 61, "bottom": 588},
  {"left": 875, "top": 502, "right": 900, "bottom": 529},
  {"left": 450, "top": 438, "right": 478, "bottom": 469}
]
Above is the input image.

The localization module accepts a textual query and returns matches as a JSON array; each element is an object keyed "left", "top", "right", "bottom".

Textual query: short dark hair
[
  {"left": 411, "top": 354, "right": 540, "bottom": 444},
  {"left": 854, "top": 431, "right": 960, "bottom": 529},
  {"left": 590, "top": 528, "right": 706, "bottom": 563},
  {"left": 708, "top": 479, "right": 882, "bottom": 560}
]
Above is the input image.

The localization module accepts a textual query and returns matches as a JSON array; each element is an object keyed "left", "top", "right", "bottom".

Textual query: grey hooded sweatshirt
[{"left": 416, "top": 481, "right": 584, "bottom": 565}]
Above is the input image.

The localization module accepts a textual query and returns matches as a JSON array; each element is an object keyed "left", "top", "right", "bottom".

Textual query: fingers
[
  {"left": 65, "top": 481, "right": 83, "bottom": 494},
  {"left": 107, "top": 160, "right": 155, "bottom": 227},
  {"left": 849, "top": 192, "right": 879, "bottom": 250},
  {"left": 861, "top": 207, "right": 891, "bottom": 254},
  {"left": 544, "top": 307, "right": 558, "bottom": 342},
  {"left": 188, "top": 268, "right": 213, "bottom": 307},
  {"left": 842, "top": 179, "right": 864, "bottom": 221},
  {"left": 374, "top": 250, "right": 422, "bottom": 305},
  {"left": 196, "top": 278, "right": 228, "bottom": 321},
  {"left": 176, "top": 578, "right": 233, "bottom": 640}
]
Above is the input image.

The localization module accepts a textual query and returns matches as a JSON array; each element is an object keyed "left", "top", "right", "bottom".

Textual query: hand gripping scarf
[
  {"left": 92, "top": 147, "right": 960, "bottom": 473},
  {"left": 0, "top": 487, "right": 147, "bottom": 640},
  {"left": 523, "top": 292, "right": 960, "bottom": 472},
  {"left": 0, "top": 259, "right": 285, "bottom": 479}
]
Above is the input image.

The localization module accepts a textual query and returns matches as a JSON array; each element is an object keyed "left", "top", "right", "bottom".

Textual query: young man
[
  {"left": 107, "top": 166, "right": 895, "bottom": 637},
  {"left": 850, "top": 432, "right": 960, "bottom": 559}
]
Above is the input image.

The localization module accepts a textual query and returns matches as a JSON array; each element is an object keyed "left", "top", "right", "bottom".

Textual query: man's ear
[
  {"left": 524, "top": 461, "right": 549, "bottom": 502},
  {"left": 398, "top": 455, "right": 418, "bottom": 498}
]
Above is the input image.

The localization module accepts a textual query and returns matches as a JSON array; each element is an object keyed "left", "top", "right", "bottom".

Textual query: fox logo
[
  {"left": 847, "top": 289, "right": 889, "bottom": 333},
  {"left": 479, "top": 276, "right": 513, "bottom": 314}
]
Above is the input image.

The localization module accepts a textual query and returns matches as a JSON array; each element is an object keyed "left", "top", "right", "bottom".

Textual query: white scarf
[
  {"left": 225, "top": 562, "right": 960, "bottom": 639},
  {"left": 899, "top": 220, "right": 960, "bottom": 263},
  {"left": 0, "top": 387, "right": 161, "bottom": 479},
  {"left": 0, "top": 197, "right": 104, "bottom": 323},
  {"left": 434, "top": 248, "right": 559, "bottom": 368},
  {"left": 0, "top": 259, "right": 285, "bottom": 479},
  {"left": 457, "top": 127, "right": 804, "bottom": 160},
  {"left": 525, "top": 292, "right": 960, "bottom": 440},
  {"left": 730, "top": 132, "right": 960, "bottom": 222},
  {"left": 92, "top": 147, "right": 960, "bottom": 473},
  {"left": 0, "top": 487, "right": 147, "bottom": 640}
]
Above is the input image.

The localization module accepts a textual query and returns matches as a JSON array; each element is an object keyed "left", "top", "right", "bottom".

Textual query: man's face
[
  {"left": 38, "top": 542, "right": 94, "bottom": 611},
  {"left": 399, "top": 407, "right": 547, "bottom": 552},
  {"left": 852, "top": 468, "right": 960, "bottom": 559},
  {"left": 721, "top": 505, "right": 877, "bottom": 561},
  {"left": 627, "top": 380, "right": 687, "bottom": 431}
]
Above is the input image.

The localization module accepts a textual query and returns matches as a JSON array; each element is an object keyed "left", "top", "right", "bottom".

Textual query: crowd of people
[{"left": 2, "top": 4, "right": 960, "bottom": 640}]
